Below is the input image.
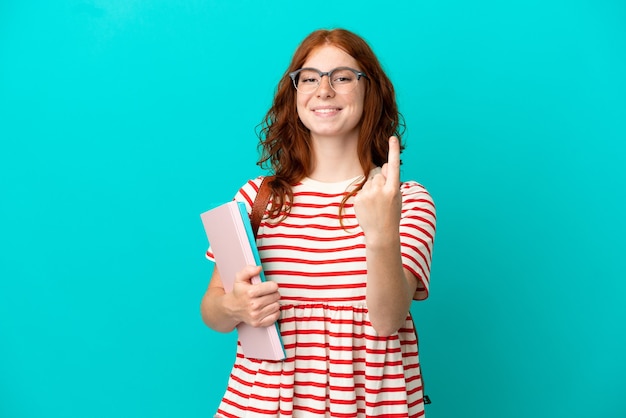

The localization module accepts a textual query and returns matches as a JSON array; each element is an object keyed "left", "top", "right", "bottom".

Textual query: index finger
[
  {"left": 253, "top": 280, "right": 279, "bottom": 296},
  {"left": 386, "top": 136, "right": 401, "bottom": 189}
]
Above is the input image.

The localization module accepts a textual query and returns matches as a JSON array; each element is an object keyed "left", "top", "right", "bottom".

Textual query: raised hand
[{"left": 354, "top": 136, "right": 402, "bottom": 243}]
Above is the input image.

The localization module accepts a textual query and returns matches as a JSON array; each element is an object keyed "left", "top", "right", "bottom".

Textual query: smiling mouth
[{"left": 313, "top": 108, "right": 341, "bottom": 115}]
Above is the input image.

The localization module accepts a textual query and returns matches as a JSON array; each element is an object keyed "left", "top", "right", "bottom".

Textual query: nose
[{"left": 316, "top": 75, "right": 334, "bottom": 97}]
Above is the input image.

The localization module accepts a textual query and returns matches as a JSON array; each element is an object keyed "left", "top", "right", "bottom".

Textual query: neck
[{"left": 307, "top": 134, "right": 364, "bottom": 182}]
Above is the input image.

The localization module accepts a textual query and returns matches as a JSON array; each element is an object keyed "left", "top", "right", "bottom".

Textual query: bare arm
[
  {"left": 200, "top": 265, "right": 281, "bottom": 333},
  {"left": 363, "top": 237, "right": 418, "bottom": 337}
]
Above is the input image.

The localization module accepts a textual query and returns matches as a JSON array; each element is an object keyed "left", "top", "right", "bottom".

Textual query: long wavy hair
[{"left": 257, "top": 28, "right": 405, "bottom": 220}]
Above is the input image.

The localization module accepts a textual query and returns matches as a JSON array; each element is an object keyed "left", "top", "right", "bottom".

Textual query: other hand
[{"left": 354, "top": 136, "right": 402, "bottom": 243}]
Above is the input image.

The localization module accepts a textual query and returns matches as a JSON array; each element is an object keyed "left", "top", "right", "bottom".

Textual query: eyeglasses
[{"left": 288, "top": 67, "right": 368, "bottom": 94}]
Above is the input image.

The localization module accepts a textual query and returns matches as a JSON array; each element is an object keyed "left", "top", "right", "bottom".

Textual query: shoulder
[
  {"left": 400, "top": 181, "right": 436, "bottom": 218},
  {"left": 401, "top": 181, "right": 434, "bottom": 204},
  {"left": 233, "top": 176, "right": 268, "bottom": 212}
]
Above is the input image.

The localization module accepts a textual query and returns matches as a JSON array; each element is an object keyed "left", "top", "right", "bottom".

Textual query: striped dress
[{"left": 207, "top": 175, "right": 436, "bottom": 418}]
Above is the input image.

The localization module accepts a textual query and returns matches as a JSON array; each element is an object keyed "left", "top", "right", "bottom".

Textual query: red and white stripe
[{"left": 207, "top": 176, "right": 436, "bottom": 418}]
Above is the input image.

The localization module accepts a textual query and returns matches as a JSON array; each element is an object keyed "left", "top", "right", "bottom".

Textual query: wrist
[
  {"left": 364, "top": 232, "right": 401, "bottom": 251},
  {"left": 221, "top": 291, "right": 243, "bottom": 328}
]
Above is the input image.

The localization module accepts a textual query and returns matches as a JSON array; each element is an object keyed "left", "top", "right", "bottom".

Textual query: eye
[
  {"left": 300, "top": 77, "right": 318, "bottom": 84},
  {"left": 298, "top": 70, "right": 320, "bottom": 85},
  {"left": 332, "top": 70, "right": 355, "bottom": 84}
]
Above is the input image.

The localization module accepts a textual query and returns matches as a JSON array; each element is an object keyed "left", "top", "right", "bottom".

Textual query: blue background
[{"left": 1, "top": 1, "right": 625, "bottom": 417}]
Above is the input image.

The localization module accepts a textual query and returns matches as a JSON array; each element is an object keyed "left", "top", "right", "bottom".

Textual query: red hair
[{"left": 257, "top": 28, "right": 405, "bottom": 219}]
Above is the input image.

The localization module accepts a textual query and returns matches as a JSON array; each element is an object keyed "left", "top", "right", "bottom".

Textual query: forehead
[{"left": 302, "top": 45, "right": 359, "bottom": 71}]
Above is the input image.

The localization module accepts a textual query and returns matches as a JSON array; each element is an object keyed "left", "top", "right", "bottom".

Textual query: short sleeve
[
  {"left": 399, "top": 181, "right": 436, "bottom": 300},
  {"left": 204, "top": 176, "right": 265, "bottom": 262}
]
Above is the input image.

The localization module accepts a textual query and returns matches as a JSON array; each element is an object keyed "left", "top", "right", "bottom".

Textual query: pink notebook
[{"left": 200, "top": 201, "right": 286, "bottom": 361}]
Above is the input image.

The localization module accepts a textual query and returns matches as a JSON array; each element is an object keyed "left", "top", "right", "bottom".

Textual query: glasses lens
[
  {"left": 292, "top": 68, "right": 364, "bottom": 94},
  {"left": 295, "top": 69, "right": 321, "bottom": 93},
  {"left": 329, "top": 68, "right": 359, "bottom": 94}
]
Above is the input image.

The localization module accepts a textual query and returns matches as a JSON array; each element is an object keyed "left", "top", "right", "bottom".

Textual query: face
[{"left": 295, "top": 45, "right": 366, "bottom": 144}]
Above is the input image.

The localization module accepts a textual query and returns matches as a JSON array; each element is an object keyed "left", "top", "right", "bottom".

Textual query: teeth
[{"left": 315, "top": 108, "right": 338, "bottom": 113}]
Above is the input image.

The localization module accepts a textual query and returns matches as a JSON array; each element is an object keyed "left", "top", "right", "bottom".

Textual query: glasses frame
[{"left": 288, "top": 66, "right": 368, "bottom": 94}]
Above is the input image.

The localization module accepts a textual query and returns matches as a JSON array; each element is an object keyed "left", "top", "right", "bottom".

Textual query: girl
[{"left": 201, "top": 28, "right": 436, "bottom": 418}]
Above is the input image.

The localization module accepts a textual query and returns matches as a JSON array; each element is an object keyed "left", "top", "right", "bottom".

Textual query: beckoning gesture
[{"left": 354, "top": 136, "right": 403, "bottom": 242}]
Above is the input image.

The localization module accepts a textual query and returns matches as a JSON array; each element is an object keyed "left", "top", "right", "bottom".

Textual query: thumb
[{"left": 234, "top": 265, "right": 263, "bottom": 284}]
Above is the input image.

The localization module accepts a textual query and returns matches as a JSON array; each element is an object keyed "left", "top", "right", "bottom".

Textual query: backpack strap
[{"left": 250, "top": 176, "right": 274, "bottom": 238}]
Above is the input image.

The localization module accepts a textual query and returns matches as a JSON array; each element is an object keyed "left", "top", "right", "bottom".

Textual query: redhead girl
[{"left": 201, "top": 28, "right": 436, "bottom": 418}]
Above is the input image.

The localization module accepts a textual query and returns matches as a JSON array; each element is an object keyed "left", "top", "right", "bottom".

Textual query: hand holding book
[
  {"left": 227, "top": 264, "right": 281, "bottom": 328},
  {"left": 201, "top": 201, "right": 286, "bottom": 361}
]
